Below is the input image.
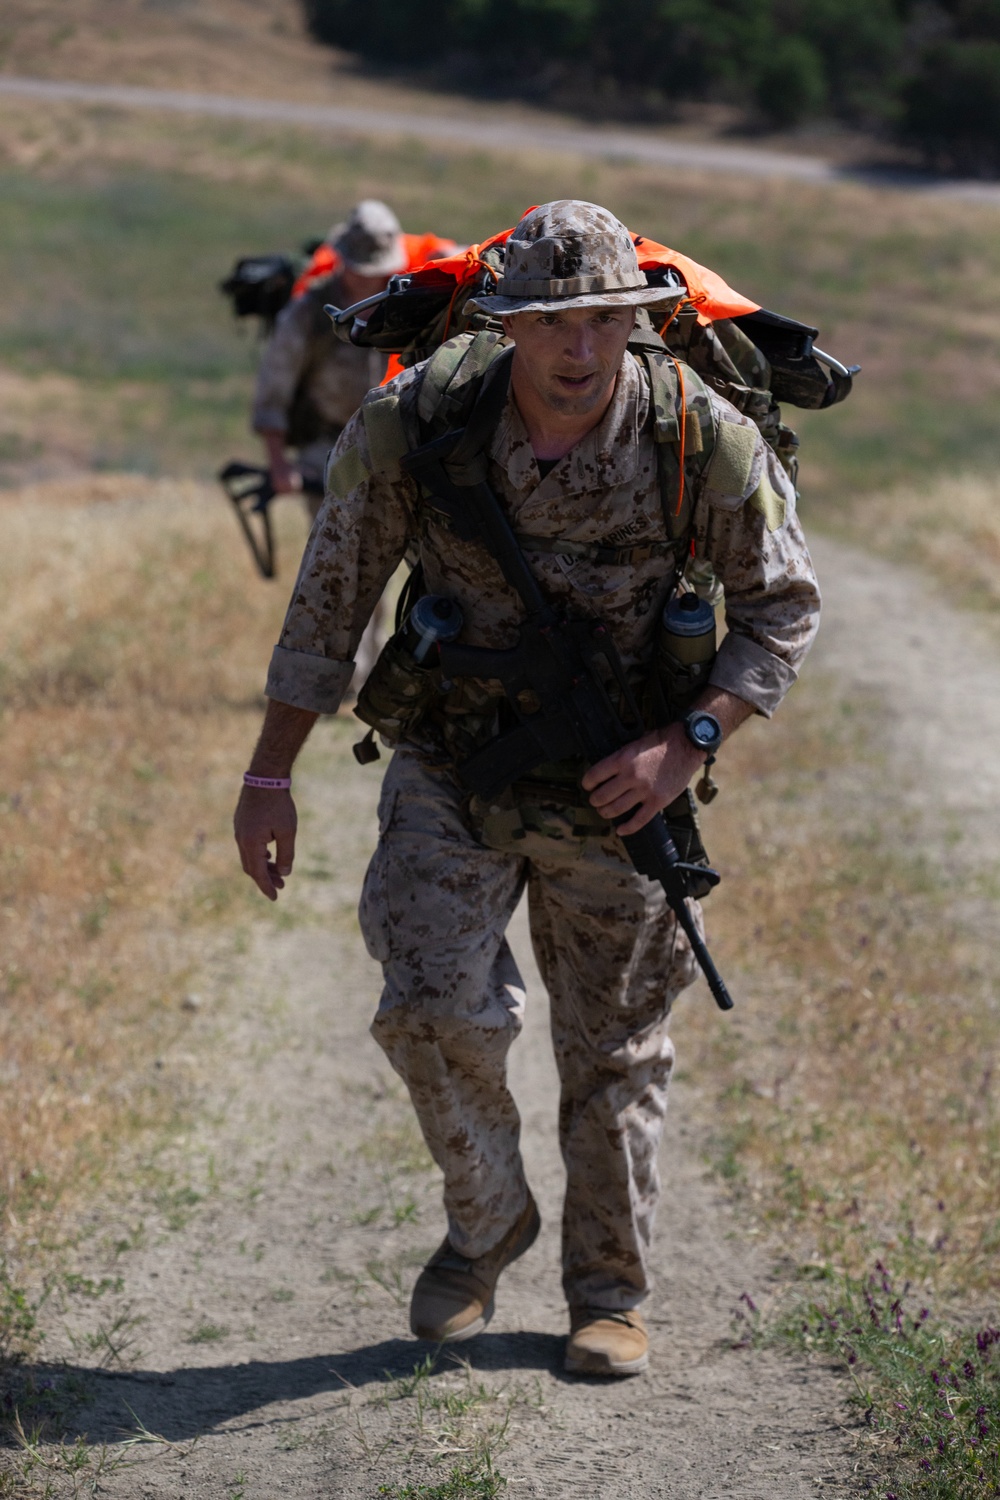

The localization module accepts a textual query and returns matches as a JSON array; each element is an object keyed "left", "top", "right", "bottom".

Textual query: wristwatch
[{"left": 680, "top": 710, "right": 723, "bottom": 760}]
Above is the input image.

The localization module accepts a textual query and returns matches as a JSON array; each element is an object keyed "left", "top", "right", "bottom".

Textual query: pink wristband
[{"left": 243, "top": 773, "right": 291, "bottom": 790}]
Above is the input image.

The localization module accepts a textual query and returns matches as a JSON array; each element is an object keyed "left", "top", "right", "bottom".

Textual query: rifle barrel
[{"left": 620, "top": 820, "right": 734, "bottom": 1011}]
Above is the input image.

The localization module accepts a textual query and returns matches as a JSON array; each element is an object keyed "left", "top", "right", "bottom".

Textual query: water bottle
[
  {"left": 353, "top": 596, "right": 464, "bottom": 761},
  {"left": 655, "top": 590, "right": 717, "bottom": 717}
]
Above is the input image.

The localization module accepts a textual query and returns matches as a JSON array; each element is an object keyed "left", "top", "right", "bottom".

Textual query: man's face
[{"left": 502, "top": 305, "right": 636, "bottom": 418}]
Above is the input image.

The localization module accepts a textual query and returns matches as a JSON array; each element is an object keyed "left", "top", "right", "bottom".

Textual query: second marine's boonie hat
[
  {"left": 467, "top": 200, "right": 684, "bottom": 316},
  {"left": 329, "top": 199, "right": 407, "bottom": 276}
]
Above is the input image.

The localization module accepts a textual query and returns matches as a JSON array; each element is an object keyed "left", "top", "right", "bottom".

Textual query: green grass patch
[
  {"left": 377, "top": 1457, "right": 507, "bottom": 1499},
  {"left": 186, "top": 1319, "right": 230, "bottom": 1345},
  {"left": 769, "top": 1264, "right": 1000, "bottom": 1498},
  {"left": 0, "top": 1264, "right": 42, "bottom": 1369},
  {"left": 3, "top": 108, "right": 1000, "bottom": 516}
]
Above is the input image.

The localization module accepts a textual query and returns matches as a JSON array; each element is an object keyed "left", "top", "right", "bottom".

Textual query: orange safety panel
[
  {"left": 291, "top": 232, "right": 459, "bottom": 300},
  {"left": 407, "top": 221, "right": 759, "bottom": 326}
]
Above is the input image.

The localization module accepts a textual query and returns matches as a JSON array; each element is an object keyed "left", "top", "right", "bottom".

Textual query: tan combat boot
[
  {"left": 410, "top": 1193, "right": 540, "bottom": 1343},
  {"left": 564, "top": 1307, "right": 649, "bottom": 1376}
]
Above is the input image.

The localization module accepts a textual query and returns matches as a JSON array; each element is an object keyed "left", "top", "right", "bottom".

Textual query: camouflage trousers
[{"left": 359, "top": 748, "right": 703, "bottom": 1311}]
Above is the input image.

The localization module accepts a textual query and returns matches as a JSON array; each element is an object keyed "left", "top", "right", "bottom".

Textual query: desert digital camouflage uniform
[
  {"left": 252, "top": 273, "right": 387, "bottom": 516},
  {"left": 264, "top": 337, "right": 820, "bottom": 1311}
]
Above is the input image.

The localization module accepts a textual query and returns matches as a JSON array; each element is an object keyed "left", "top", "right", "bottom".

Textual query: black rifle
[
  {"left": 401, "top": 354, "right": 734, "bottom": 1011},
  {"left": 218, "top": 461, "right": 323, "bottom": 580}
]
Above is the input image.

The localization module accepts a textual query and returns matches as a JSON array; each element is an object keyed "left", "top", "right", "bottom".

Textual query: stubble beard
[{"left": 540, "top": 372, "right": 616, "bottom": 418}]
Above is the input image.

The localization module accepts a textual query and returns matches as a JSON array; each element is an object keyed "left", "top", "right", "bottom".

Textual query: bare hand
[
  {"left": 269, "top": 458, "right": 302, "bottom": 496},
  {"left": 581, "top": 724, "right": 705, "bottom": 835},
  {"left": 234, "top": 787, "right": 298, "bottom": 900}
]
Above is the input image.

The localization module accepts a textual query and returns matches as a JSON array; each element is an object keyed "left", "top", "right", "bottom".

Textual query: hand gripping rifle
[
  {"left": 217, "top": 461, "right": 324, "bottom": 580},
  {"left": 401, "top": 349, "right": 734, "bottom": 1011}
]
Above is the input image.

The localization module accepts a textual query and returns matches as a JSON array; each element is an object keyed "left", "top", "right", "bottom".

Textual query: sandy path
[
  {"left": 20, "top": 528, "right": 1000, "bottom": 1497},
  {"left": 26, "top": 757, "right": 854, "bottom": 1496},
  {"left": 3, "top": 73, "right": 1000, "bottom": 206},
  {"left": 810, "top": 535, "right": 1000, "bottom": 867},
  {"left": 42, "top": 898, "right": 851, "bottom": 1498}
]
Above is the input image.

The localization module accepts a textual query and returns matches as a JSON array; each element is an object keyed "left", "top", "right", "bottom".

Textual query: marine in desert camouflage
[{"left": 235, "top": 200, "right": 821, "bottom": 1378}]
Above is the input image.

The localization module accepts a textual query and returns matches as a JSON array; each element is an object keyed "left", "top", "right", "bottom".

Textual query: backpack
[
  {"left": 219, "top": 254, "right": 299, "bottom": 333},
  {"left": 219, "top": 234, "right": 459, "bottom": 334},
  {"left": 334, "top": 222, "right": 858, "bottom": 482}
]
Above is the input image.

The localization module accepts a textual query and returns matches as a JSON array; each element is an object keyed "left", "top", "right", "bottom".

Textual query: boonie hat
[
  {"left": 330, "top": 200, "right": 406, "bottom": 276},
  {"left": 467, "top": 200, "right": 684, "bottom": 316}
]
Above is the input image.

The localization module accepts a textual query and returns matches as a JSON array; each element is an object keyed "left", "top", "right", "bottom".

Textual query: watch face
[{"left": 689, "top": 713, "right": 722, "bottom": 750}]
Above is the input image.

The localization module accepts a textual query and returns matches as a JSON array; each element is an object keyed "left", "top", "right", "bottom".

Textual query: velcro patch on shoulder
[
  {"left": 362, "top": 391, "right": 409, "bottom": 478},
  {"left": 705, "top": 418, "right": 758, "bottom": 496},
  {"left": 749, "top": 473, "right": 787, "bottom": 532},
  {"left": 326, "top": 444, "right": 370, "bottom": 499}
]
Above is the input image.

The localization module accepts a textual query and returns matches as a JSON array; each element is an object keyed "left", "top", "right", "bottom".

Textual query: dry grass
[
  {"left": 843, "top": 471, "right": 1000, "bottom": 616},
  {"left": 0, "top": 0, "right": 343, "bottom": 103},
  {"left": 0, "top": 0, "right": 625, "bottom": 128},
  {"left": 0, "top": 474, "right": 304, "bottom": 1250},
  {"left": 677, "top": 654, "right": 1000, "bottom": 1299}
]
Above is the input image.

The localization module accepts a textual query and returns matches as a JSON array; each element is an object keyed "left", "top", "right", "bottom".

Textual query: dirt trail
[
  {"left": 25, "top": 791, "right": 855, "bottom": 1497},
  {"left": 4, "top": 74, "right": 1000, "bottom": 205},
  {"left": 19, "top": 530, "right": 1000, "bottom": 1498}
]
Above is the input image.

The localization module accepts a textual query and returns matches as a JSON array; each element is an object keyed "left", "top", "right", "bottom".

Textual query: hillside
[{"left": 0, "top": 0, "right": 894, "bottom": 160}]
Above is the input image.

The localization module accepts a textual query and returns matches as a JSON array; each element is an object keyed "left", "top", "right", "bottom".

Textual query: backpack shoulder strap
[
  {"left": 640, "top": 348, "right": 717, "bottom": 542},
  {"left": 417, "top": 329, "right": 511, "bottom": 432},
  {"left": 327, "top": 330, "right": 512, "bottom": 500},
  {"left": 325, "top": 380, "right": 409, "bottom": 497}
]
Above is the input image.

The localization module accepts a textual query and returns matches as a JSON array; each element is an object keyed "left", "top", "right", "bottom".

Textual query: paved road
[{"left": 3, "top": 72, "right": 1000, "bottom": 205}]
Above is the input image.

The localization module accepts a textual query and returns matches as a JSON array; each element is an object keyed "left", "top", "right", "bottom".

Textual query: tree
[{"left": 901, "top": 38, "right": 1000, "bottom": 173}]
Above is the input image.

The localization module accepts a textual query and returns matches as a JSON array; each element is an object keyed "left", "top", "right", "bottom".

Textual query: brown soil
[{"left": 12, "top": 513, "right": 1000, "bottom": 1492}]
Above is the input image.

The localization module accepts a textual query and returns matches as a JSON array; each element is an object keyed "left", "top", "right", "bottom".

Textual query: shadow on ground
[{"left": 3, "top": 1330, "right": 577, "bottom": 1445}]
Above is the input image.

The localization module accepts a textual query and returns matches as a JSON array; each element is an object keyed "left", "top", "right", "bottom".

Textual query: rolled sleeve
[
  {"left": 710, "top": 632, "right": 798, "bottom": 718},
  {"left": 252, "top": 402, "right": 290, "bottom": 435},
  {"left": 265, "top": 646, "right": 355, "bottom": 714}
]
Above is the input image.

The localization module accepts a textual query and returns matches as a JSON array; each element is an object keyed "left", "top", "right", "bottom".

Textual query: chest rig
[
  {"left": 348, "top": 329, "right": 737, "bottom": 918},
  {"left": 340, "top": 324, "right": 719, "bottom": 586}
]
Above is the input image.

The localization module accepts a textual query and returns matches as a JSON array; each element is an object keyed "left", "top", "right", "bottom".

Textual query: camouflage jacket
[
  {"left": 265, "top": 346, "right": 820, "bottom": 725},
  {"left": 251, "top": 275, "right": 386, "bottom": 443}
]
